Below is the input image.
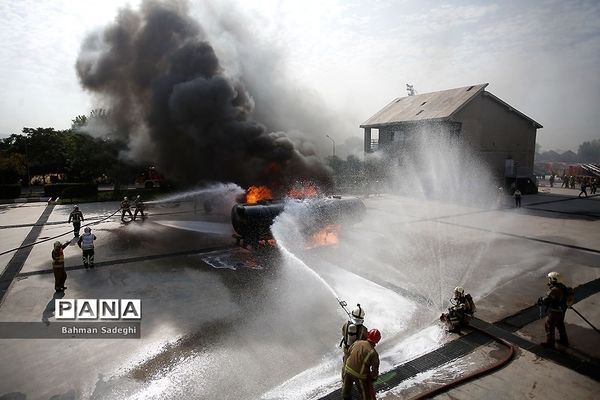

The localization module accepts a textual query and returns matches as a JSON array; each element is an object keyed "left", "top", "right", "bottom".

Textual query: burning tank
[{"left": 231, "top": 195, "right": 366, "bottom": 248}]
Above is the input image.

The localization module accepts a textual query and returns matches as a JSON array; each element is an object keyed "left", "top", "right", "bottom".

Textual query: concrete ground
[{"left": 0, "top": 187, "right": 598, "bottom": 399}]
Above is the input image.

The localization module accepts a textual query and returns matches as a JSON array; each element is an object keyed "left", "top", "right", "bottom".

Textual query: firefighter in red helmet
[{"left": 342, "top": 328, "right": 381, "bottom": 400}]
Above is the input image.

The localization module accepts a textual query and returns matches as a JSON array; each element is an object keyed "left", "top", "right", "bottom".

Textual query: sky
[{"left": 0, "top": 0, "right": 599, "bottom": 153}]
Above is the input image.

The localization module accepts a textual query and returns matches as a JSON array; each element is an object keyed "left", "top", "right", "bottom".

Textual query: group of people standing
[{"left": 52, "top": 196, "right": 146, "bottom": 292}]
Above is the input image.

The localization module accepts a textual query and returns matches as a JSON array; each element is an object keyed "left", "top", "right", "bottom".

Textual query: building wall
[
  {"left": 453, "top": 93, "right": 537, "bottom": 178},
  {"left": 364, "top": 91, "right": 539, "bottom": 180}
]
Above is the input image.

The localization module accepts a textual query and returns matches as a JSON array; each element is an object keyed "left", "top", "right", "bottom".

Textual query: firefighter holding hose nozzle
[{"left": 440, "top": 286, "right": 476, "bottom": 333}]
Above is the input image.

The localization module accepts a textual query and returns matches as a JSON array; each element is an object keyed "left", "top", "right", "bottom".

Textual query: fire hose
[
  {"left": 0, "top": 203, "right": 206, "bottom": 258},
  {"left": 409, "top": 324, "right": 516, "bottom": 400},
  {"left": 0, "top": 207, "right": 122, "bottom": 257},
  {"left": 570, "top": 306, "right": 600, "bottom": 334}
]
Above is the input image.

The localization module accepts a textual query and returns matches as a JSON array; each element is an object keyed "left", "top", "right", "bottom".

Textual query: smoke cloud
[{"left": 75, "top": 0, "right": 332, "bottom": 190}]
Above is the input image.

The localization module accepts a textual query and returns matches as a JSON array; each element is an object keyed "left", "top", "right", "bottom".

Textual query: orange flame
[
  {"left": 307, "top": 225, "right": 339, "bottom": 248},
  {"left": 288, "top": 182, "right": 320, "bottom": 199},
  {"left": 246, "top": 185, "right": 273, "bottom": 204}
]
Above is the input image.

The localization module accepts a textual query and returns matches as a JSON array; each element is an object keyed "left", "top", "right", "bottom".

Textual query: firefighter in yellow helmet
[
  {"left": 440, "top": 286, "right": 476, "bottom": 333},
  {"left": 342, "top": 328, "right": 381, "bottom": 400},
  {"left": 537, "top": 272, "right": 569, "bottom": 348}
]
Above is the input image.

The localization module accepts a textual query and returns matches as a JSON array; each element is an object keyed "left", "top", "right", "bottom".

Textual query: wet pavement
[{"left": 0, "top": 190, "right": 598, "bottom": 399}]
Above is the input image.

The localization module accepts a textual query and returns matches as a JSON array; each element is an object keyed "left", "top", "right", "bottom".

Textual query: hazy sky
[{"left": 0, "top": 0, "right": 598, "bottom": 152}]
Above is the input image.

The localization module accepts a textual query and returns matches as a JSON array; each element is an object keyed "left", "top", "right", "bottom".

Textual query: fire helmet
[
  {"left": 367, "top": 329, "right": 381, "bottom": 344},
  {"left": 74, "top": 205, "right": 79, "bottom": 210},
  {"left": 547, "top": 272, "right": 561, "bottom": 283},
  {"left": 53, "top": 241, "right": 62, "bottom": 248},
  {"left": 454, "top": 286, "right": 465, "bottom": 296},
  {"left": 351, "top": 304, "right": 365, "bottom": 323},
  {"left": 84, "top": 227, "right": 91, "bottom": 234},
  {"left": 124, "top": 197, "right": 128, "bottom": 201}
]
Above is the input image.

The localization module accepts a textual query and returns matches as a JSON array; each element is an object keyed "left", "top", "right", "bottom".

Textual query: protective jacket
[
  {"left": 51, "top": 244, "right": 68, "bottom": 267},
  {"left": 541, "top": 284, "right": 567, "bottom": 312},
  {"left": 77, "top": 233, "right": 96, "bottom": 250},
  {"left": 344, "top": 340, "right": 379, "bottom": 381},
  {"left": 121, "top": 200, "right": 131, "bottom": 210},
  {"left": 68, "top": 210, "right": 84, "bottom": 223}
]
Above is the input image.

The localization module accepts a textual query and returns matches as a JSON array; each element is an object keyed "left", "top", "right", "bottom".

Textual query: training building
[{"left": 360, "top": 83, "right": 543, "bottom": 186}]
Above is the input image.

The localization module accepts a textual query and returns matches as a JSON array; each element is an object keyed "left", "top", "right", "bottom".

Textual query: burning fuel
[
  {"left": 246, "top": 186, "right": 273, "bottom": 204},
  {"left": 231, "top": 196, "right": 366, "bottom": 249}
]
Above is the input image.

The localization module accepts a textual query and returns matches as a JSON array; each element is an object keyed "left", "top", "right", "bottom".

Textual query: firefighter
[
  {"left": 133, "top": 195, "right": 145, "bottom": 221},
  {"left": 340, "top": 305, "right": 369, "bottom": 368},
  {"left": 514, "top": 188, "right": 522, "bottom": 208},
  {"left": 342, "top": 328, "right": 381, "bottom": 400},
  {"left": 120, "top": 197, "right": 134, "bottom": 222},
  {"left": 52, "top": 241, "right": 70, "bottom": 292},
  {"left": 537, "top": 272, "right": 569, "bottom": 348},
  {"left": 440, "top": 286, "right": 476, "bottom": 333},
  {"left": 77, "top": 227, "right": 97, "bottom": 269},
  {"left": 68, "top": 205, "right": 84, "bottom": 237}
]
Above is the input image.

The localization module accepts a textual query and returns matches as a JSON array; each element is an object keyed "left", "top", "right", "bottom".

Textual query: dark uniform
[
  {"left": 133, "top": 196, "right": 145, "bottom": 221},
  {"left": 121, "top": 198, "right": 134, "bottom": 222},
  {"left": 342, "top": 340, "right": 379, "bottom": 400},
  {"left": 68, "top": 207, "right": 84, "bottom": 236},
  {"left": 538, "top": 284, "right": 569, "bottom": 348},
  {"left": 514, "top": 189, "right": 522, "bottom": 208},
  {"left": 52, "top": 241, "right": 70, "bottom": 292}
]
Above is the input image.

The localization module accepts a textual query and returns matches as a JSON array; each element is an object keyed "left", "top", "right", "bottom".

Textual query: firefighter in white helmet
[
  {"left": 440, "top": 286, "right": 476, "bottom": 333},
  {"left": 537, "top": 272, "right": 569, "bottom": 348},
  {"left": 77, "top": 227, "right": 97, "bottom": 269},
  {"left": 340, "top": 304, "right": 368, "bottom": 374}
]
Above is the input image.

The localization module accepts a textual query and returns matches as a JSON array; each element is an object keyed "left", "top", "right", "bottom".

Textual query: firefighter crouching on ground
[
  {"left": 133, "top": 195, "right": 145, "bottom": 221},
  {"left": 52, "top": 241, "right": 70, "bottom": 292},
  {"left": 342, "top": 328, "right": 381, "bottom": 400},
  {"left": 121, "top": 197, "right": 134, "bottom": 222},
  {"left": 68, "top": 205, "right": 84, "bottom": 237},
  {"left": 77, "top": 227, "right": 97, "bottom": 269},
  {"left": 440, "top": 286, "right": 476, "bottom": 333},
  {"left": 340, "top": 305, "right": 369, "bottom": 367},
  {"left": 537, "top": 272, "right": 569, "bottom": 348}
]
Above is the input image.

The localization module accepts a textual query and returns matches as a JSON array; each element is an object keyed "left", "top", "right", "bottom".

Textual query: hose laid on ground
[
  {"left": 0, "top": 207, "right": 122, "bottom": 257},
  {"left": 409, "top": 325, "right": 516, "bottom": 400},
  {"left": 570, "top": 306, "right": 600, "bottom": 334}
]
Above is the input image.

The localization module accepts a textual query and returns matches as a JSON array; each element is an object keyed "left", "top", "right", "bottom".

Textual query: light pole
[{"left": 325, "top": 134, "right": 336, "bottom": 157}]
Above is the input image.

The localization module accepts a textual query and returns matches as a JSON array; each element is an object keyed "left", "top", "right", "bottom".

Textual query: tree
[{"left": 578, "top": 139, "right": 600, "bottom": 163}]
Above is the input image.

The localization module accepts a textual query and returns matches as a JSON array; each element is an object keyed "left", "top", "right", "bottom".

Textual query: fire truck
[{"left": 136, "top": 166, "right": 167, "bottom": 189}]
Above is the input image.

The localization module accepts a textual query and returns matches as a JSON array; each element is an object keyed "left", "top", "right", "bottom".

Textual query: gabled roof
[{"left": 360, "top": 83, "right": 543, "bottom": 129}]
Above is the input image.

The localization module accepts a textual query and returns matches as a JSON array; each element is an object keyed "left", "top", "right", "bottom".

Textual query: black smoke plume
[{"left": 75, "top": 0, "right": 332, "bottom": 190}]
